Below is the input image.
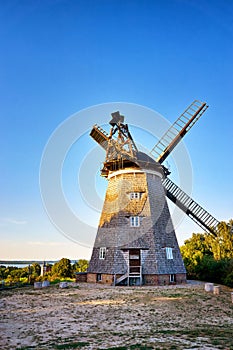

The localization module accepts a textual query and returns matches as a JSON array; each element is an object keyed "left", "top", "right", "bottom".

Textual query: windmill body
[
  {"left": 87, "top": 112, "right": 187, "bottom": 285},
  {"left": 87, "top": 102, "right": 221, "bottom": 285},
  {"left": 87, "top": 163, "right": 186, "bottom": 285}
]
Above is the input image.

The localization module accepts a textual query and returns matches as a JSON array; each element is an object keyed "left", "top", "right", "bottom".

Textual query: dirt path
[{"left": 0, "top": 282, "right": 233, "bottom": 349}]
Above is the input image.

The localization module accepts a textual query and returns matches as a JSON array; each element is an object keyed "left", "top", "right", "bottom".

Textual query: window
[
  {"left": 165, "top": 247, "right": 173, "bottom": 260},
  {"left": 170, "top": 274, "right": 176, "bottom": 283},
  {"left": 130, "top": 192, "right": 141, "bottom": 200},
  {"left": 97, "top": 273, "right": 102, "bottom": 282},
  {"left": 99, "top": 247, "right": 106, "bottom": 259},
  {"left": 130, "top": 216, "right": 140, "bottom": 227}
]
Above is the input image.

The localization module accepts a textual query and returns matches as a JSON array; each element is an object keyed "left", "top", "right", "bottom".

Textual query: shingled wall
[{"left": 87, "top": 168, "right": 186, "bottom": 285}]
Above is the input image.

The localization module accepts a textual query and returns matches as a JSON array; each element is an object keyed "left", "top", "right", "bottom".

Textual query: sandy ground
[{"left": 0, "top": 282, "right": 233, "bottom": 350}]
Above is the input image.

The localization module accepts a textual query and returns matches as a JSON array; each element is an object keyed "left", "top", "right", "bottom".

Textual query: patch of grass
[
  {"left": 152, "top": 326, "right": 233, "bottom": 348},
  {"left": 20, "top": 340, "right": 91, "bottom": 350},
  {"left": 101, "top": 345, "right": 154, "bottom": 350},
  {"left": 102, "top": 347, "right": 128, "bottom": 350},
  {"left": 54, "top": 342, "right": 90, "bottom": 349},
  {"left": 130, "top": 344, "right": 154, "bottom": 349}
]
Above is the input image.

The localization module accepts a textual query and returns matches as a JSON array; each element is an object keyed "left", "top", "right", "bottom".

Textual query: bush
[
  {"left": 51, "top": 258, "right": 73, "bottom": 278},
  {"left": 73, "top": 259, "right": 89, "bottom": 273},
  {"left": 224, "top": 271, "right": 233, "bottom": 287}
]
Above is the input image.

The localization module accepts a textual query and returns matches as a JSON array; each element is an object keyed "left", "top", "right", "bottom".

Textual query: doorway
[{"left": 129, "top": 249, "right": 141, "bottom": 275}]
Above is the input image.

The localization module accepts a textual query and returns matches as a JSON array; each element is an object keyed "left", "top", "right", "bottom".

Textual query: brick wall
[
  {"left": 75, "top": 273, "right": 87, "bottom": 283},
  {"left": 144, "top": 273, "right": 186, "bottom": 285},
  {"left": 87, "top": 273, "right": 186, "bottom": 285},
  {"left": 87, "top": 273, "right": 114, "bottom": 285},
  {"left": 86, "top": 273, "right": 96, "bottom": 283}
]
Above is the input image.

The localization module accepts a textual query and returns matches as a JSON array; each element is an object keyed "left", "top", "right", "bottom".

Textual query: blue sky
[{"left": 1, "top": 0, "right": 232, "bottom": 260}]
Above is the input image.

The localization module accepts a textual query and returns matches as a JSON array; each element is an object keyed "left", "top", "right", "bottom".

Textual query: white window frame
[
  {"left": 99, "top": 247, "right": 106, "bottom": 259},
  {"left": 130, "top": 192, "right": 141, "bottom": 200},
  {"left": 170, "top": 274, "right": 175, "bottom": 283},
  {"left": 97, "top": 273, "right": 102, "bottom": 282},
  {"left": 165, "top": 247, "right": 173, "bottom": 260},
  {"left": 130, "top": 216, "right": 140, "bottom": 227}
]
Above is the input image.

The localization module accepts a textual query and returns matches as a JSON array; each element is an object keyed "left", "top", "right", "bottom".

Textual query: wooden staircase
[
  {"left": 114, "top": 272, "right": 129, "bottom": 285},
  {"left": 114, "top": 266, "right": 142, "bottom": 286}
]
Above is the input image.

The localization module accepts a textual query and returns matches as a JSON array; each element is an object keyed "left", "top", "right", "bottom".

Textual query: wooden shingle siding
[{"left": 87, "top": 167, "right": 186, "bottom": 285}]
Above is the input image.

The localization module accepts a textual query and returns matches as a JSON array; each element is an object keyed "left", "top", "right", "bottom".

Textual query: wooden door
[{"left": 129, "top": 249, "right": 141, "bottom": 274}]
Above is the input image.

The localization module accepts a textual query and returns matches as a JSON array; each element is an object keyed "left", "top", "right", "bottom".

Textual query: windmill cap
[
  {"left": 135, "top": 151, "right": 164, "bottom": 174},
  {"left": 109, "top": 111, "right": 125, "bottom": 126}
]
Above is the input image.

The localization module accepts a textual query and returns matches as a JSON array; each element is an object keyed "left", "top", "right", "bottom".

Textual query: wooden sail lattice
[
  {"left": 150, "top": 100, "right": 208, "bottom": 164},
  {"left": 163, "top": 177, "right": 219, "bottom": 236},
  {"left": 90, "top": 124, "right": 109, "bottom": 150}
]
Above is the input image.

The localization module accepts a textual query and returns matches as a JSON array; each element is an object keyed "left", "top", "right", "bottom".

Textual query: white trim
[
  {"left": 108, "top": 168, "right": 163, "bottom": 179},
  {"left": 130, "top": 192, "right": 141, "bottom": 200},
  {"left": 165, "top": 247, "right": 173, "bottom": 260},
  {"left": 170, "top": 274, "right": 175, "bottom": 283},
  {"left": 130, "top": 216, "right": 140, "bottom": 227},
  {"left": 97, "top": 273, "right": 102, "bottom": 282},
  {"left": 99, "top": 247, "right": 106, "bottom": 259}
]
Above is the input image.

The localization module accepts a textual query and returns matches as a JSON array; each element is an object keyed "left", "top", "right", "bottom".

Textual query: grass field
[{"left": 0, "top": 282, "right": 233, "bottom": 349}]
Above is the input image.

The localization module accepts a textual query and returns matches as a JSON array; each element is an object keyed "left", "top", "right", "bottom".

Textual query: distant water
[
  {"left": 1, "top": 264, "right": 34, "bottom": 268},
  {"left": 0, "top": 260, "right": 77, "bottom": 268}
]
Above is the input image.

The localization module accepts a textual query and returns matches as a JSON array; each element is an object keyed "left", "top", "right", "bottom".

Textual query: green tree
[
  {"left": 31, "top": 263, "right": 41, "bottom": 277},
  {"left": 73, "top": 259, "right": 89, "bottom": 272},
  {"left": 9, "top": 269, "right": 22, "bottom": 282},
  {"left": 196, "top": 255, "right": 229, "bottom": 283},
  {"left": 180, "top": 220, "right": 233, "bottom": 284},
  {"left": 224, "top": 270, "right": 233, "bottom": 287},
  {"left": 51, "top": 258, "right": 72, "bottom": 278},
  {"left": 180, "top": 233, "right": 212, "bottom": 278},
  {"left": 20, "top": 268, "right": 29, "bottom": 278},
  {"left": 206, "top": 221, "right": 233, "bottom": 260},
  {"left": 0, "top": 266, "right": 7, "bottom": 279}
]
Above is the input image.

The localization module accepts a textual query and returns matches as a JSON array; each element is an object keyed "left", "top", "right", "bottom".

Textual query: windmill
[{"left": 87, "top": 100, "right": 220, "bottom": 286}]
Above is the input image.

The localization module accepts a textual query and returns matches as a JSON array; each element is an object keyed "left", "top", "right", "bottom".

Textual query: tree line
[
  {"left": 180, "top": 220, "right": 233, "bottom": 287},
  {"left": 0, "top": 258, "right": 89, "bottom": 285}
]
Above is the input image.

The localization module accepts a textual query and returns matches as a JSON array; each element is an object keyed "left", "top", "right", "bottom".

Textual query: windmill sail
[
  {"left": 163, "top": 177, "right": 219, "bottom": 236},
  {"left": 90, "top": 124, "right": 109, "bottom": 150},
  {"left": 150, "top": 100, "right": 208, "bottom": 164}
]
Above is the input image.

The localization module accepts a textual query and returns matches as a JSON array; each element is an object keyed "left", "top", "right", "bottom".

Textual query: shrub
[{"left": 224, "top": 271, "right": 233, "bottom": 287}]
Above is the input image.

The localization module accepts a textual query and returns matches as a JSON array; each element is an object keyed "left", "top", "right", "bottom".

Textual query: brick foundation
[
  {"left": 75, "top": 273, "right": 87, "bottom": 283},
  {"left": 87, "top": 273, "right": 186, "bottom": 286},
  {"left": 87, "top": 273, "right": 114, "bottom": 285},
  {"left": 144, "top": 273, "right": 186, "bottom": 285}
]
